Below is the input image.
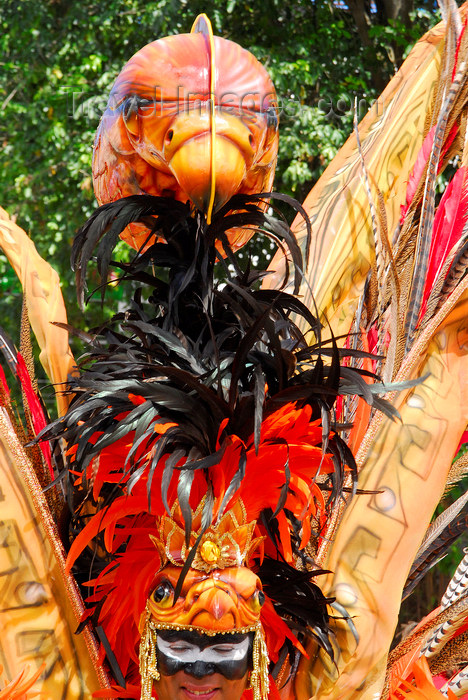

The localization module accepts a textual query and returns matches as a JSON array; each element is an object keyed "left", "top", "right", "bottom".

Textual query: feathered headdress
[{"left": 39, "top": 188, "right": 395, "bottom": 698}]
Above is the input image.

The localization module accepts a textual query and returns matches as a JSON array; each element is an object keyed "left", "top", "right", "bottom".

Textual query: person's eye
[
  {"left": 213, "top": 646, "right": 234, "bottom": 655},
  {"left": 171, "top": 645, "right": 192, "bottom": 653}
]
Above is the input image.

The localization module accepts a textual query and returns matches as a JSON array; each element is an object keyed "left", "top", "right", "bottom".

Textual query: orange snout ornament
[
  {"left": 92, "top": 15, "right": 279, "bottom": 252},
  {"left": 146, "top": 565, "right": 265, "bottom": 631}
]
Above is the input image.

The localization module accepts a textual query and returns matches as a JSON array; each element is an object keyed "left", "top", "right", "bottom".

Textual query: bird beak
[{"left": 164, "top": 109, "right": 254, "bottom": 214}]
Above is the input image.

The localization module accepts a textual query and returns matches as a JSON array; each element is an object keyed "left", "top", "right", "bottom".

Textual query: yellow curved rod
[{"left": 191, "top": 13, "right": 217, "bottom": 224}]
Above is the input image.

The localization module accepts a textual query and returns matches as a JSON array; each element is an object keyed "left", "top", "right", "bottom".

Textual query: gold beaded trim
[
  {"left": 139, "top": 606, "right": 161, "bottom": 700},
  {"left": 139, "top": 602, "right": 270, "bottom": 700},
  {"left": 250, "top": 622, "right": 270, "bottom": 700}
]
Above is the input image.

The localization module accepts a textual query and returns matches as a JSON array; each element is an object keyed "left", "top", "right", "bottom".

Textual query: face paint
[{"left": 157, "top": 630, "right": 252, "bottom": 680}]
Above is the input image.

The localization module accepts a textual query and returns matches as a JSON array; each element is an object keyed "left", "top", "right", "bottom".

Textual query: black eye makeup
[{"left": 156, "top": 631, "right": 253, "bottom": 680}]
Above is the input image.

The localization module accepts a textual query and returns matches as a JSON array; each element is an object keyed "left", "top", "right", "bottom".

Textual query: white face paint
[{"left": 157, "top": 636, "right": 250, "bottom": 665}]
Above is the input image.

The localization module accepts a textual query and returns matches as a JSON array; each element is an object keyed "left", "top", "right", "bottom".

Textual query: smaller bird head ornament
[
  {"left": 139, "top": 499, "right": 269, "bottom": 700},
  {"left": 93, "top": 14, "right": 279, "bottom": 252}
]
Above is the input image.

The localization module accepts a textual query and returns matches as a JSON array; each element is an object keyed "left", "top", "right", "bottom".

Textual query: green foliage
[
  {"left": 0, "top": 1, "right": 438, "bottom": 333},
  {"left": 0, "top": 0, "right": 440, "bottom": 407}
]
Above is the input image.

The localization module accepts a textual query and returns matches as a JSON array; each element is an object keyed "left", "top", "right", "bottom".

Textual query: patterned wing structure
[
  {"left": 297, "top": 287, "right": 468, "bottom": 700},
  {"left": 268, "top": 4, "right": 468, "bottom": 700},
  {"left": 265, "top": 11, "right": 447, "bottom": 339},
  {"left": 0, "top": 208, "right": 75, "bottom": 417},
  {"left": 0, "top": 408, "right": 108, "bottom": 696},
  {"left": 0, "top": 213, "right": 107, "bottom": 697}
]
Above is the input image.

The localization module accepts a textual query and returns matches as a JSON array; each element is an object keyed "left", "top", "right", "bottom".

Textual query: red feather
[
  {"left": 65, "top": 401, "right": 346, "bottom": 689},
  {"left": 0, "top": 364, "right": 10, "bottom": 400},
  {"left": 419, "top": 166, "right": 468, "bottom": 321},
  {"left": 15, "top": 352, "right": 54, "bottom": 480},
  {"left": 400, "top": 124, "right": 458, "bottom": 224},
  {"left": 452, "top": 19, "right": 468, "bottom": 81}
]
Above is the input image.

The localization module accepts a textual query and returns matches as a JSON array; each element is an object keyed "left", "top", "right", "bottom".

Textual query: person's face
[
  {"left": 154, "top": 668, "right": 249, "bottom": 700},
  {"left": 154, "top": 630, "right": 252, "bottom": 700}
]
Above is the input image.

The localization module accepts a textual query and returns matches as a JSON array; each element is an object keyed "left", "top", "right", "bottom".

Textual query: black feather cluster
[
  {"left": 43, "top": 194, "right": 378, "bottom": 519},
  {"left": 259, "top": 558, "right": 335, "bottom": 676}
]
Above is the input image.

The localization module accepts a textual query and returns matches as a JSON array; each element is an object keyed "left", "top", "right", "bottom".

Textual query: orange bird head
[
  {"left": 144, "top": 498, "right": 266, "bottom": 632},
  {"left": 93, "top": 15, "right": 279, "bottom": 251},
  {"left": 138, "top": 498, "right": 270, "bottom": 700},
  {"left": 145, "top": 566, "right": 264, "bottom": 632}
]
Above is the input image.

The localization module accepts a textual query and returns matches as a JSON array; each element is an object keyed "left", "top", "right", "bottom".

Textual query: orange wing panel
[{"left": 0, "top": 410, "right": 109, "bottom": 697}]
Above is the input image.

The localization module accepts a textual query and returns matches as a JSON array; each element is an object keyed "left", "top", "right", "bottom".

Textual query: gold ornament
[
  {"left": 250, "top": 623, "right": 270, "bottom": 700},
  {"left": 200, "top": 539, "right": 221, "bottom": 564},
  {"left": 139, "top": 607, "right": 161, "bottom": 700},
  {"left": 153, "top": 497, "right": 264, "bottom": 573}
]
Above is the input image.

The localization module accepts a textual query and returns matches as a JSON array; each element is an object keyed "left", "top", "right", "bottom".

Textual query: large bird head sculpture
[{"left": 93, "top": 15, "right": 279, "bottom": 251}]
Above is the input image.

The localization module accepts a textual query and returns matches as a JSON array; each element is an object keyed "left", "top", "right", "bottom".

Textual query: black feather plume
[{"left": 39, "top": 193, "right": 397, "bottom": 615}]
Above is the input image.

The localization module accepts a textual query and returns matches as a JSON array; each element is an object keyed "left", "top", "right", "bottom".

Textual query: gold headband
[{"left": 152, "top": 498, "right": 263, "bottom": 573}]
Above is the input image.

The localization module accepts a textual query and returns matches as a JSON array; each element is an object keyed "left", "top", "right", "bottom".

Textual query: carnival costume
[{"left": 0, "top": 6, "right": 468, "bottom": 700}]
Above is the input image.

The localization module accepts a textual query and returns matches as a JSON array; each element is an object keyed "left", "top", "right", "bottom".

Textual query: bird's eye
[
  {"left": 263, "top": 107, "right": 278, "bottom": 131},
  {"left": 264, "top": 107, "right": 278, "bottom": 130},
  {"left": 123, "top": 98, "right": 139, "bottom": 135},
  {"left": 122, "top": 97, "right": 154, "bottom": 136},
  {"left": 136, "top": 98, "right": 154, "bottom": 111},
  {"left": 152, "top": 580, "right": 174, "bottom": 607},
  {"left": 248, "top": 588, "right": 265, "bottom": 612}
]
